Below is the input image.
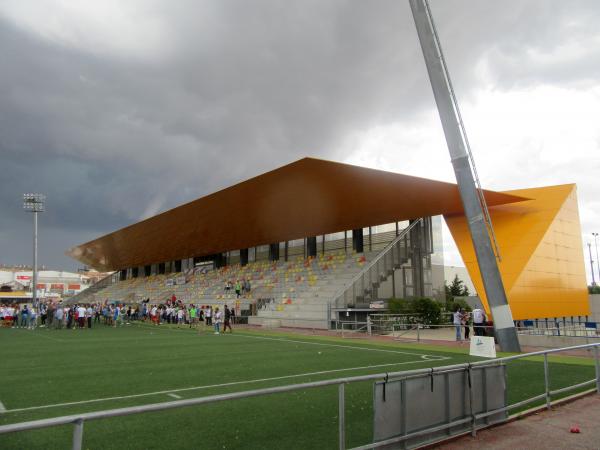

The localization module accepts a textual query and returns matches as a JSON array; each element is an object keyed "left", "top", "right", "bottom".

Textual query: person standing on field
[
  {"left": 86, "top": 305, "right": 93, "bottom": 328},
  {"left": 54, "top": 305, "right": 64, "bottom": 329},
  {"left": 205, "top": 305, "right": 212, "bottom": 326},
  {"left": 223, "top": 305, "right": 232, "bottom": 333},
  {"left": 189, "top": 304, "right": 197, "bottom": 328},
  {"left": 77, "top": 304, "right": 87, "bottom": 328},
  {"left": 213, "top": 307, "right": 222, "bottom": 334}
]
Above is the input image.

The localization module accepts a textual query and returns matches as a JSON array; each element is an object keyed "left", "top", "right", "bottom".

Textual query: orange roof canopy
[{"left": 66, "top": 158, "right": 527, "bottom": 271}]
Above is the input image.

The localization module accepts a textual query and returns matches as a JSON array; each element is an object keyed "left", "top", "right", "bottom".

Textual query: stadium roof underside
[{"left": 66, "top": 158, "right": 528, "bottom": 271}]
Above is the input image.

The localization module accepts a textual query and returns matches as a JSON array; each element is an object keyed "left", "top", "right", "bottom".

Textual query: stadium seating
[{"left": 78, "top": 251, "right": 376, "bottom": 328}]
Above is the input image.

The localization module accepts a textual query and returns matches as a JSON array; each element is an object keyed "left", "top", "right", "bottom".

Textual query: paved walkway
[{"left": 432, "top": 394, "right": 600, "bottom": 450}]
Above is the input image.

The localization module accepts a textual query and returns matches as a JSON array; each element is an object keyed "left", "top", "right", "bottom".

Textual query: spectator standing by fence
[
  {"left": 472, "top": 308, "right": 486, "bottom": 336},
  {"left": 453, "top": 308, "right": 463, "bottom": 341},
  {"left": 462, "top": 310, "right": 471, "bottom": 340}
]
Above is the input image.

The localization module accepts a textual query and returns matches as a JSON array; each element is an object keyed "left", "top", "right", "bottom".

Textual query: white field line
[
  {"left": 4, "top": 358, "right": 449, "bottom": 414},
  {"left": 0, "top": 400, "right": 6, "bottom": 413},
  {"left": 167, "top": 393, "right": 182, "bottom": 399},
  {"left": 234, "top": 333, "right": 447, "bottom": 359},
  {"left": 142, "top": 324, "right": 447, "bottom": 360}
]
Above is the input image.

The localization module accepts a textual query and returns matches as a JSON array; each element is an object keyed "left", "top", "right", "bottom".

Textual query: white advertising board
[{"left": 469, "top": 335, "right": 497, "bottom": 358}]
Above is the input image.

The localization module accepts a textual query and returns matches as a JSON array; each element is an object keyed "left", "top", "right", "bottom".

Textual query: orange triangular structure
[{"left": 445, "top": 184, "right": 589, "bottom": 320}]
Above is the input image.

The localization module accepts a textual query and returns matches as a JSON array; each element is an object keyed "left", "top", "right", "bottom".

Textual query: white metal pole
[
  {"left": 409, "top": 0, "right": 520, "bottom": 352},
  {"left": 32, "top": 211, "right": 38, "bottom": 315},
  {"left": 589, "top": 243, "right": 596, "bottom": 286},
  {"left": 593, "top": 233, "right": 600, "bottom": 284}
]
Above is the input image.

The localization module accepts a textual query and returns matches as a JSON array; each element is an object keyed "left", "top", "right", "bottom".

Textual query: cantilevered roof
[{"left": 66, "top": 158, "right": 528, "bottom": 271}]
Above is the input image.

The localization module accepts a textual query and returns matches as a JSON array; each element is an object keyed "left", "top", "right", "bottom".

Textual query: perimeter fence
[{"left": 1, "top": 343, "right": 599, "bottom": 450}]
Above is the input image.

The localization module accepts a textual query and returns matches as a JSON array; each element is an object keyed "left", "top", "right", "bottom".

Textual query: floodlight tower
[
  {"left": 23, "top": 193, "right": 45, "bottom": 314},
  {"left": 589, "top": 243, "right": 596, "bottom": 286},
  {"left": 593, "top": 232, "right": 599, "bottom": 282},
  {"left": 409, "top": 0, "right": 521, "bottom": 351}
]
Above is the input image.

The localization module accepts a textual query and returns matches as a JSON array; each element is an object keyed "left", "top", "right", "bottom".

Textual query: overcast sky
[{"left": 1, "top": 0, "right": 599, "bottom": 283}]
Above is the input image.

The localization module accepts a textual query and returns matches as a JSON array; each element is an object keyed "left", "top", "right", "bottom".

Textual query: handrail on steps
[{"left": 331, "top": 218, "right": 423, "bottom": 305}]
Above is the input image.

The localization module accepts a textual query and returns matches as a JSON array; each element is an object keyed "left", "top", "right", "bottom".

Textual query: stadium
[
  {"left": 3, "top": 157, "right": 598, "bottom": 449},
  {"left": 66, "top": 157, "right": 590, "bottom": 325},
  {"left": 2, "top": 1, "right": 600, "bottom": 449}
]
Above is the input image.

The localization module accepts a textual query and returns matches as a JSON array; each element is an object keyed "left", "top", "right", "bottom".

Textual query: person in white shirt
[
  {"left": 55, "top": 306, "right": 64, "bottom": 329},
  {"left": 151, "top": 306, "right": 158, "bottom": 325},
  {"left": 453, "top": 309, "right": 463, "bottom": 341},
  {"left": 28, "top": 307, "right": 37, "bottom": 329},
  {"left": 77, "top": 305, "right": 87, "bottom": 328},
  {"left": 86, "top": 306, "right": 93, "bottom": 328},
  {"left": 472, "top": 308, "right": 487, "bottom": 336},
  {"left": 205, "top": 305, "right": 212, "bottom": 326},
  {"left": 213, "top": 307, "right": 222, "bottom": 334}
]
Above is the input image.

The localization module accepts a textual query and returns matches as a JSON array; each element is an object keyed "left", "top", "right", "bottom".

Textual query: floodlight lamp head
[{"left": 22, "top": 193, "right": 45, "bottom": 212}]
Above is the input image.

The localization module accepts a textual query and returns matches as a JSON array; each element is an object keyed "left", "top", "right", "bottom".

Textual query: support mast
[{"left": 409, "top": 0, "right": 521, "bottom": 352}]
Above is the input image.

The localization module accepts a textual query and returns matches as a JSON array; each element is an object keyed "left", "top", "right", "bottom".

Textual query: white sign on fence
[{"left": 469, "top": 336, "right": 497, "bottom": 358}]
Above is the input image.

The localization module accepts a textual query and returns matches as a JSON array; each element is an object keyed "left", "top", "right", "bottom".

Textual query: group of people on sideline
[
  {"left": 141, "top": 298, "right": 236, "bottom": 334},
  {"left": 1, "top": 297, "right": 238, "bottom": 335},
  {"left": 453, "top": 307, "right": 488, "bottom": 341}
]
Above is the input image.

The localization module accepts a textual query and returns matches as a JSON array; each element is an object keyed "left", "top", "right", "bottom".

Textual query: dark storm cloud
[{"left": 1, "top": 0, "right": 599, "bottom": 269}]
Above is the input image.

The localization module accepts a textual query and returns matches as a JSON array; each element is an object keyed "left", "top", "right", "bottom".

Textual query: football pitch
[{"left": 0, "top": 324, "right": 596, "bottom": 449}]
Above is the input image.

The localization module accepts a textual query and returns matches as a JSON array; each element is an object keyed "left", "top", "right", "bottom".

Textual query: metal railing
[
  {"left": 2, "top": 342, "right": 599, "bottom": 450},
  {"left": 65, "top": 272, "right": 118, "bottom": 304},
  {"left": 516, "top": 324, "right": 600, "bottom": 338},
  {"left": 332, "top": 220, "right": 422, "bottom": 310}
]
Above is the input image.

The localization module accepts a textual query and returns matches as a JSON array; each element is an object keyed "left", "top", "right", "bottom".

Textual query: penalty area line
[{"left": 4, "top": 357, "right": 449, "bottom": 414}]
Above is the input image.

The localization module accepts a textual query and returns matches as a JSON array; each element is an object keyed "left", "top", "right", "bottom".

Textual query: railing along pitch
[{"left": 1, "top": 342, "right": 599, "bottom": 450}]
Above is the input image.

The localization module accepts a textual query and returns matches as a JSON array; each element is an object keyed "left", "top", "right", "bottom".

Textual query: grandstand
[
  {"left": 66, "top": 158, "right": 590, "bottom": 326},
  {"left": 74, "top": 249, "right": 381, "bottom": 327}
]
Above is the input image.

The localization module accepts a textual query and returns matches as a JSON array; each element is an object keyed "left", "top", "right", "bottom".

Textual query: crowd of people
[{"left": 1, "top": 297, "right": 238, "bottom": 335}]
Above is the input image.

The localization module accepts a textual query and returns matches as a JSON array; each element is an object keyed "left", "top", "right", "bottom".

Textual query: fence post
[
  {"left": 417, "top": 323, "right": 420, "bottom": 342},
  {"left": 72, "top": 419, "right": 84, "bottom": 450},
  {"left": 595, "top": 345, "right": 600, "bottom": 394},
  {"left": 338, "top": 383, "right": 346, "bottom": 450},
  {"left": 543, "top": 353, "right": 551, "bottom": 409}
]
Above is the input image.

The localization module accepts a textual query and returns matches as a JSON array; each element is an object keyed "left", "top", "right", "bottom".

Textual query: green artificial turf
[{"left": 0, "top": 324, "right": 596, "bottom": 449}]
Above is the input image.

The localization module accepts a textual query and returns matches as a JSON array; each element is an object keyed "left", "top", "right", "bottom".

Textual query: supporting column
[
  {"left": 352, "top": 228, "right": 364, "bottom": 253},
  {"left": 409, "top": 219, "right": 424, "bottom": 298},
  {"left": 213, "top": 253, "right": 226, "bottom": 269},
  {"left": 307, "top": 236, "right": 317, "bottom": 257},
  {"left": 240, "top": 248, "right": 249, "bottom": 266},
  {"left": 269, "top": 243, "right": 280, "bottom": 261}
]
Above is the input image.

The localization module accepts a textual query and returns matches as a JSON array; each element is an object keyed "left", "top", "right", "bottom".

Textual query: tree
[
  {"left": 445, "top": 274, "right": 470, "bottom": 300},
  {"left": 589, "top": 285, "right": 600, "bottom": 294}
]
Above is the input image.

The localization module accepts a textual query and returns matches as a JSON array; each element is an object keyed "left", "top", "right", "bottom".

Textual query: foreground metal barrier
[{"left": 1, "top": 343, "right": 599, "bottom": 450}]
